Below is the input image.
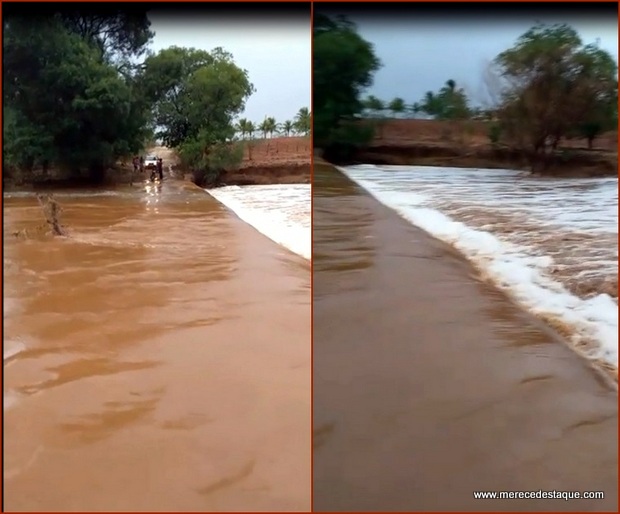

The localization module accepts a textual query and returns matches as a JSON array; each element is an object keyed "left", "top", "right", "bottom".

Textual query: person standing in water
[{"left": 157, "top": 158, "right": 164, "bottom": 181}]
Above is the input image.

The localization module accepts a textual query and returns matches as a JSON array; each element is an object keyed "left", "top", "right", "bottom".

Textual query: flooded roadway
[
  {"left": 312, "top": 166, "right": 617, "bottom": 512},
  {"left": 4, "top": 181, "right": 310, "bottom": 512}
]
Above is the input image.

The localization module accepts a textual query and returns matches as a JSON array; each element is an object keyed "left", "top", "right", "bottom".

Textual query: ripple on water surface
[
  {"left": 340, "top": 164, "right": 618, "bottom": 371},
  {"left": 207, "top": 184, "right": 311, "bottom": 260}
]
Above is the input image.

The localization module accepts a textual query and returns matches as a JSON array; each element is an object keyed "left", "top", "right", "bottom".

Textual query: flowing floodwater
[
  {"left": 313, "top": 166, "right": 618, "bottom": 511},
  {"left": 339, "top": 165, "right": 618, "bottom": 374},
  {"left": 207, "top": 185, "right": 311, "bottom": 260},
  {"left": 3, "top": 182, "right": 310, "bottom": 511}
]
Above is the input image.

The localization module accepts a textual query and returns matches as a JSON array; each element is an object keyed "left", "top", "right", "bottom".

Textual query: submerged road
[
  {"left": 4, "top": 180, "right": 310, "bottom": 512},
  {"left": 312, "top": 166, "right": 617, "bottom": 512}
]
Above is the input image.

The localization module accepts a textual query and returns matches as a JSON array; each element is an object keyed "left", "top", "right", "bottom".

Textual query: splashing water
[
  {"left": 207, "top": 184, "right": 311, "bottom": 260},
  {"left": 340, "top": 164, "right": 618, "bottom": 370}
]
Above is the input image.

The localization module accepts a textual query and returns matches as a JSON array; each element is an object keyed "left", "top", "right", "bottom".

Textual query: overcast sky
[
  {"left": 147, "top": 9, "right": 311, "bottom": 124},
  {"left": 318, "top": 5, "right": 618, "bottom": 108}
]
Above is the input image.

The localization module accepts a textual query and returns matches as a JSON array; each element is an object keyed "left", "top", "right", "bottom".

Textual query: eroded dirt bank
[
  {"left": 312, "top": 165, "right": 617, "bottom": 512},
  {"left": 4, "top": 181, "right": 310, "bottom": 512},
  {"left": 351, "top": 119, "right": 617, "bottom": 177},
  {"left": 3, "top": 137, "right": 311, "bottom": 190}
]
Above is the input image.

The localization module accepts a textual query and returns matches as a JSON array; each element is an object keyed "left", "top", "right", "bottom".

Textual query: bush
[{"left": 488, "top": 123, "right": 502, "bottom": 145}]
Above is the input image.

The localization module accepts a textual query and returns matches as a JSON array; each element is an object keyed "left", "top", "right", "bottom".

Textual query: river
[
  {"left": 338, "top": 165, "right": 618, "bottom": 377},
  {"left": 312, "top": 165, "right": 617, "bottom": 511},
  {"left": 3, "top": 181, "right": 311, "bottom": 512}
]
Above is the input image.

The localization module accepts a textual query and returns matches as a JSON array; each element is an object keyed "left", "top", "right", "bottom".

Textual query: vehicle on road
[{"left": 144, "top": 155, "right": 158, "bottom": 170}]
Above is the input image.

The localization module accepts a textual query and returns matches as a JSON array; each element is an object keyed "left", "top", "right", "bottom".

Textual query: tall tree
[
  {"left": 493, "top": 23, "right": 618, "bottom": 170},
  {"left": 3, "top": 13, "right": 150, "bottom": 182},
  {"left": 294, "top": 107, "right": 311, "bottom": 135},
  {"left": 141, "top": 46, "right": 255, "bottom": 183},
  {"left": 313, "top": 14, "right": 381, "bottom": 161},
  {"left": 388, "top": 97, "right": 406, "bottom": 118},
  {"left": 281, "top": 120, "right": 295, "bottom": 137}
]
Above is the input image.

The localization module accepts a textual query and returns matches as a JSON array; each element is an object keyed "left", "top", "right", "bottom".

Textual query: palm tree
[
  {"left": 246, "top": 121, "right": 256, "bottom": 139},
  {"left": 281, "top": 120, "right": 295, "bottom": 137},
  {"left": 364, "top": 95, "right": 385, "bottom": 118},
  {"left": 265, "top": 117, "right": 277, "bottom": 138},
  {"left": 236, "top": 118, "right": 248, "bottom": 139},
  {"left": 388, "top": 97, "right": 406, "bottom": 118},
  {"left": 259, "top": 118, "right": 269, "bottom": 139},
  {"left": 411, "top": 102, "right": 422, "bottom": 118},
  {"left": 294, "top": 107, "right": 311, "bottom": 136}
]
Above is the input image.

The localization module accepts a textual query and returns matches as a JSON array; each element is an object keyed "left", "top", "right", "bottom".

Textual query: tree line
[
  {"left": 236, "top": 108, "right": 311, "bottom": 140},
  {"left": 314, "top": 15, "right": 618, "bottom": 169},
  {"left": 3, "top": 7, "right": 299, "bottom": 186}
]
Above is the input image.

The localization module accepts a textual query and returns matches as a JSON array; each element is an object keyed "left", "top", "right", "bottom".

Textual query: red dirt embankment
[
  {"left": 357, "top": 119, "right": 617, "bottom": 177},
  {"left": 222, "top": 136, "right": 310, "bottom": 185}
]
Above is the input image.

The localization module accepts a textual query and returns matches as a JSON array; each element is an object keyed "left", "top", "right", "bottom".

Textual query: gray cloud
[{"left": 345, "top": 13, "right": 618, "bottom": 106}]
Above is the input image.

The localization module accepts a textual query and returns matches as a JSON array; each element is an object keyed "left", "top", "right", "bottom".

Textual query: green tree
[
  {"left": 293, "top": 107, "right": 311, "bottom": 136},
  {"left": 364, "top": 95, "right": 385, "bottom": 118},
  {"left": 3, "top": 13, "right": 151, "bottom": 182},
  {"left": 388, "top": 97, "right": 406, "bottom": 118},
  {"left": 493, "top": 23, "right": 618, "bottom": 170},
  {"left": 313, "top": 14, "right": 381, "bottom": 161},
  {"left": 246, "top": 121, "right": 256, "bottom": 139},
  {"left": 265, "top": 117, "right": 277, "bottom": 138},
  {"left": 420, "top": 81, "right": 470, "bottom": 120},
  {"left": 259, "top": 118, "right": 270, "bottom": 138},
  {"left": 236, "top": 118, "right": 249, "bottom": 139},
  {"left": 281, "top": 120, "right": 295, "bottom": 137},
  {"left": 141, "top": 46, "right": 255, "bottom": 184}
]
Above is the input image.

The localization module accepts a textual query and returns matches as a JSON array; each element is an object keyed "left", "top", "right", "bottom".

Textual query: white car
[{"left": 144, "top": 155, "right": 158, "bottom": 170}]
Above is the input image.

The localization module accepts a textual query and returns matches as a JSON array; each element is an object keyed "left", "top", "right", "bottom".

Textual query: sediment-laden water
[
  {"left": 3, "top": 183, "right": 310, "bottom": 511},
  {"left": 207, "top": 184, "right": 311, "bottom": 260},
  {"left": 339, "top": 164, "right": 618, "bottom": 372}
]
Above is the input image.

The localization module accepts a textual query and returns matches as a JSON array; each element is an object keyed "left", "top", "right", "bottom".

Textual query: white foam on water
[
  {"left": 207, "top": 184, "right": 310, "bottom": 260},
  {"left": 339, "top": 164, "right": 618, "bottom": 368}
]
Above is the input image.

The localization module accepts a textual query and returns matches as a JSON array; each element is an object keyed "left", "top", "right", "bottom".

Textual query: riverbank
[
  {"left": 4, "top": 182, "right": 310, "bottom": 511},
  {"left": 3, "top": 137, "right": 311, "bottom": 191},
  {"left": 313, "top": 164, "right": 617, "bottom": 512},
  {"left": 351, "top": 119, "right": 617, "bottom": 178},
  {"left": 219, "top": 137, "right": 311, "bottom": 186}
]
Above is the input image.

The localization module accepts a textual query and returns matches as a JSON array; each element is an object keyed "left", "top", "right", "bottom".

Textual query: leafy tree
[
  {"left": 410, "top": 102, "right": 422, "bottom": 118},
  {"left": 492, "top": 23, "right": 618, "bottom": 170},
  {"left": 294, "top": 107, "right": 311, "bottom": 135},
  {"left": 265, "top": 116, "right": 277, "bottom": 138},
  {"left": 259, "top": 118, "right": 269, "bottom": 138},
  {"left": 3, "top": 14, "right": 150, "bottom": 182},
  {"left": 388, "top": 97, "right": 406, "bottom": 118},
  {"left": 58, "top": 8, "right": 153, "bottom": 70},
  {"left": 246, "top": 121, "right": 256, "bottom": 139},
  {"left": 313, "top": 14, "right": 381, "bottom": 161},
  {"left": 281, "top": 120, "right": 295, "bottom": 136},
  {"left": 236, "top": 118, "right": 249, "bottom": 139},
  {"left": 141, "top": 46, "right": 255, "bottom": 184},
  {"left": 420, "top": 80, "right": 470, "bottom": 120},
  {"left": 364, "top": 95, "right": 385, "bottom": 118}
]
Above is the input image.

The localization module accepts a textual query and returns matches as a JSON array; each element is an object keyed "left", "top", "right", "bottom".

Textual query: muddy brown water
[
  {"left": 3, "top": 181, "right": 310, "bottom": 512},
  {"left": 312, "top": 165, "right": 617, "bottom": 512}
]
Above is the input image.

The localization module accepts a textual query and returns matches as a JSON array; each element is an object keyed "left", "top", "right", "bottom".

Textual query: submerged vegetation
[
  {"left": 314, "top": 16, "right": 618, "bottom": 174},
  {"left": 3, "top": 6, "right": 310, "bottom": 187}
]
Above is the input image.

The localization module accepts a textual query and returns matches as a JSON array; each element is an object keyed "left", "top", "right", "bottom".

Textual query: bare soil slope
[{"left": 357, "top": 119, "right": 617, "bottom": 176}]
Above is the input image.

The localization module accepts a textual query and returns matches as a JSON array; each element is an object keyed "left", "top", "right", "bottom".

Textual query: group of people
[{"left": 132, "top": 156, "right": 164, "bottom": 182}]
